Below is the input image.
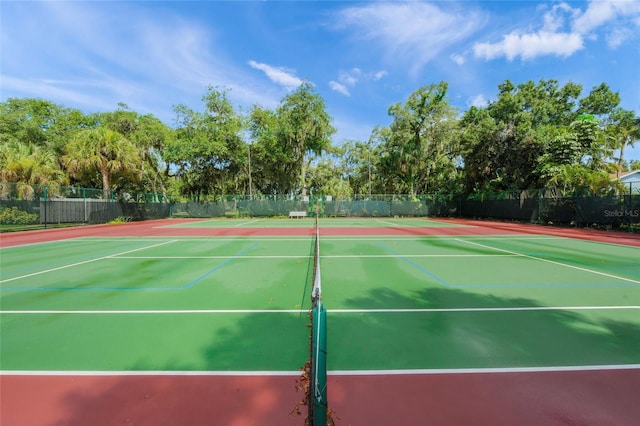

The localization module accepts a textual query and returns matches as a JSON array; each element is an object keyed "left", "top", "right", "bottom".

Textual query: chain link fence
[{"left": 1, "top": 182, "right": 638, "bottom": 232}]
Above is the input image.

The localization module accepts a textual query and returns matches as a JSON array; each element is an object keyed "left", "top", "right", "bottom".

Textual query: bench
[{"left": 289, "top": 211, "right": 308, "bottom": 218}]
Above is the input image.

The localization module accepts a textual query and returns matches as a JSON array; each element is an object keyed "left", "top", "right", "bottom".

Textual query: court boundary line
[
  {"left": 2, "top": 306, "right": 638, "bottom": 314},
  {"left": 2, "top": 364, "right": 639, "bottom": 376},
  {"left": 457, "top": 238, "right": 640, "bottom": 285}
]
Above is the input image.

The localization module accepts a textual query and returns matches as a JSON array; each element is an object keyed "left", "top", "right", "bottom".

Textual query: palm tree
[
  {"left": 0, "top": 141, "right": 68, "bottom": 199},
  {"left": 609, "top": 108, "right": 639, "bottom": 168},
  {"left": 64, "top": 127, "right": 141, "bottom": 198}
]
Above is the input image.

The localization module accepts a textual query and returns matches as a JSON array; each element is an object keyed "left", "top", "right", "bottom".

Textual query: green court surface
[{"left": 1, "top": 231, "right": 639, "bottom": 374}]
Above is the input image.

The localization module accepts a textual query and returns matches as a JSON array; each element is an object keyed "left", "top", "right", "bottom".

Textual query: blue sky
[{"left": 2, "top": 1, "right": 639, "bottom": 161}]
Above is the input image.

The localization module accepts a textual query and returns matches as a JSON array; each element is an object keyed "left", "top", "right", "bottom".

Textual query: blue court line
[
  {"left": 183, "top": 243, "right": 259, "bottom": 289},
  {"left": 1, "top": 243, "right": 259, "bottom": 292},
  {"left": 376, "top": 242, "right": 452, "bottom": 288},
  {"left": 374, "top": 243, "right": 637, "bottom": 289}
]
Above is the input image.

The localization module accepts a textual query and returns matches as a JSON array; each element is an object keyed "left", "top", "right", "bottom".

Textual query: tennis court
[{"left": 1, "top": 218, "right": 639, "bottom": 425}]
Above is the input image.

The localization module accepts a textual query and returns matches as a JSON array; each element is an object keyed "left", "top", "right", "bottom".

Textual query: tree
[
  {"left": 276, "top": 81, "right": 335, "bottom": 196},
  {"left": 249, "top": 82, "right": 335, "bottom": 196},
  {"left": 248, "top": 105, "right": 292, "bottom": 195},
  {"left": 64, "top": 127, "right": 141, "bottom": 197},
  {"left": 165, "top": 87, "right": 245, "bottom": 199},
  {"left": 379, "top": 82, "right": 460, "bottom": 196},
  {"left": 608, "top": 108, "right": 639, "bottom": 168},
  {"left": 0, "top": 140, "right": 67, "bottom": 188},
  {"left": 578, "top": 83, "right": 620, "bottom": 117},
  {"left": 339, "top": 139, "right": 380, "bottom": 196},
  {"left": 0, "top": 98, "right": 92, "bottom": 156},
  {"left": 307, "top": 154, "right": 353, "bottom": 200},
  {"left": 460, "top": 79, "right": 586, "bottom": 192}
]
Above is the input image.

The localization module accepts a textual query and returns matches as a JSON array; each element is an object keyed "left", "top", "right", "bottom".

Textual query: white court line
[
  {"left": 457, "top": 238, "right": 640, "bottom": 285},
  {"left": 374, "top": 219, "right": 403, "bottom": 227},
  {"left": 115, "top": 255, "right": 312, "bottom": 259},
  {"left": 114, "top": 254, "right": 517, "bottom": 260},
  {"left": 329, "top": 364, "right": 640, "bottom": 376},
  {"left": 0, "top": 240, "right": 178, "bottom": 284},
  {"left": 0, "top": 370, "right": 301, "bottom": 376},
  {"left": 2, "top": 306, "right": 637, "bottom": 315},
  {"left": 233, "top": 219, "right": 262, "bottom": 227},
  {"left": 329, "top": 306, "right": 640, "bottom": 313},
  {"left": 0, "top": 309, "right": 308, "bottom": 314},
  {"left": 2, "top": 364, "right": 638, "bottom": 376},
  {"left": 322, "top": 254, "right": 518, "bottom": 258},
  {"left": 77, "top": 237, "right": 313, "bottom": 242},
  {"left": 314, "top": 236, "right": 560, "bottom": 241}
]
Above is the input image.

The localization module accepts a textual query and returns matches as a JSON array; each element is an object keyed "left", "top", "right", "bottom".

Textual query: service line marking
[
  {"left": 0, "top": 240, "right": 178, "bottom": 284},
  {"left": 2, "top": 306, "right": 637, "bottom": 315}
]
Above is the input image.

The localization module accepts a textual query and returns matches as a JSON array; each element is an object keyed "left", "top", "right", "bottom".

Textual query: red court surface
[{"left": 2, "top": 369, "right": 640, "bottom": 425}]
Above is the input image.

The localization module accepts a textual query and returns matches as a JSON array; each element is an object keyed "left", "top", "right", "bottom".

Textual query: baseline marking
[
  {"left": 329, "top": 364, "right": 640, "bottom": 376},
  {"left": 2, "top": 364, "right": 638, "bottom": 376},
  {"left": 0, "top": 309, "right": 307, "bottom": 314}
]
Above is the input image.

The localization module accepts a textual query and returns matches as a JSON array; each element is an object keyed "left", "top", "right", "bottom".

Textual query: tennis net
[{"left": 307, "top": 214, "right": 328, "bottom": 425}]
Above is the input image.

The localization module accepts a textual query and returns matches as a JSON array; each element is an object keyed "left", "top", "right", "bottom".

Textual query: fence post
[
  {"left": 538, "top": 190, "right": 542, "bottom": 224},
  {"left": 43, "top": 184, "right": 48, "bottom": 229}
]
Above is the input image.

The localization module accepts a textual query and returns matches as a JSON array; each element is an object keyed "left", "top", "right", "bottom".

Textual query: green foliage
[
  {"left": 578, "top": 83, "right": 620, "bottom": 116},
  {"left": 249, "top": 82, "right": 335, "bottom": 196},
  {"left": 108, "top": 216, "right": 132, "bottom": 224},
  {"left": 459, "top": 78, "right": 628, "bottom": 195},
  {"left": 379, "top": 82, "right": 460, "bottom": 196},
  {"left": 0, "top": 207, "right": 38, "bottom": 225},
  {"left": 64, "top": 127, "right": 141, "bottom": 196},
  {"left": 0, "top": 77, "right": 635, "bottom": 203}
]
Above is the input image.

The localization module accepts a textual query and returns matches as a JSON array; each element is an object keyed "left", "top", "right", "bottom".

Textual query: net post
[{"left": 309, "top": 301, "right": 328, "bottom": 425}]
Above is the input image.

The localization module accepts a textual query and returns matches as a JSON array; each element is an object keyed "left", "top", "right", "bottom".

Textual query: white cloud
[
  {"left": 335, "top": 2, "right": 486, "bottom": 73},
  {"left": 475, "top": 0, "right": 640, "bottom": 61},
  {"left": 329, "top": 81, "right": 350, "bottom": 96},
  {"left": 541, "top": 2, "right": 578, "bottom": 32},
  {"left": 329, "top": 67, "right": 387, "bottom": 96},
  {"left": 0, "top": 1, "right": 283, "bottom": 118},
  {"left": 450, "top": 53, "right": 465, "bottom": 66},
  {"left": 339, "top": 68, "right": 361, "bottom": 86},
  {"left": 607, "top": 26, "right": 633, "bottom": 48},
  {"left": 474, "top": 31, "right": 584, "bottom": 61},
  {"left": 467, "top": 94, "right": 488, "bottom": 108},
  {"left": 248, "top": 60, "right": 303, "bottom": 90},
  {"left": 372, "top": 70, "right": 388, "bottom": 80},
  {"left": 572, "top": 1, "right": 617, "bottom": 34},
  {"left": 0, "top": 75, "right": 116, "bottom": 111}
]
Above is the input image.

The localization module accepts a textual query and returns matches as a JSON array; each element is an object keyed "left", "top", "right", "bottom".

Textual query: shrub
[{"left": 0, "top": 207, "right": 39, "bottom": 225}]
